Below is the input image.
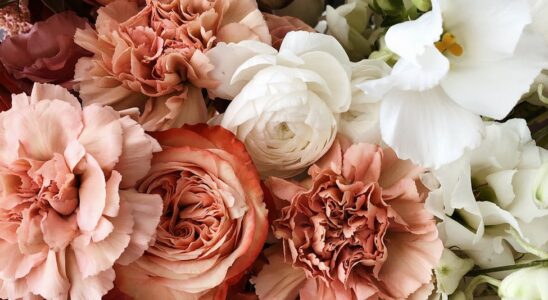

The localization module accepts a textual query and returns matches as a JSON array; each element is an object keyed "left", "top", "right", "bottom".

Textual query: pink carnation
[
  {"left": 74, "top": 0, "right": 271, "bottom": 131},
  {"left": 257, "top": 138, "right": 443, "bottom": 300},
  {"left": 0, "top": 83, "right": 163, "bottom": 299},
  {"left": 0, "top": 12, "right": 91, "bottom": 86}
]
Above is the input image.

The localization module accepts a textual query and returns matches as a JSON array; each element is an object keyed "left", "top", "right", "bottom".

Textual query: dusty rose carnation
[
  {"left": 263, "top": 13, "right": 315, "bottom": 49},
  {"left": 0, "top": 83, "right": 163, "bottom": 299},
  {"left": 114, "top": 124, "right": 269, "bottom": 300},
  {"left": 0, "top": 11, "right": 91, "bottom": 85},
  {"left": 74, "top": 0, "right": 271, "bottom": 131},
  {"left": 261, "top": 138, "right": 443, "bottom": 300}
]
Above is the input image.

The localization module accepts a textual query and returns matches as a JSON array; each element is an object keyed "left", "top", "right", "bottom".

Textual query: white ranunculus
[
  {"left": 339, "top": 59, "right": 391, "bottom": 144},
  {"left": 208, "top": 31, "right": 352, "bottom": 178},
  {"left": 499, "top": 266, "right": 548, "bottom": 300},
  {"left": 424, "top": 119, "right": 548, "bottom": 269},
  {"left": 358, "top": 0, "right": 548, "bottom": 168}
]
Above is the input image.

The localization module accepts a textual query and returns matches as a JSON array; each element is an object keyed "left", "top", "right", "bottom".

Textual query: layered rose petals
[
  {"left": 115, "top": 124, "right": 269, "bottom": 299},
  {"left": 74, "top": 0, "right": 271, "bottom": 131},
  {"left": 0, "top": 83, "right": 162, "bottom": 299},
  {"left": 263, "top": 14, "right": 315, "bottom": 49},
  {"left": 260, "top": 138, "right": 443, "bottom": 299}
]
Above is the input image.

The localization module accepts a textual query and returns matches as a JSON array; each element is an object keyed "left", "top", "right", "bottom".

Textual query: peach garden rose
[
  {"left": 0, "top": 83, "right": 163, "bottom": 299},
  {"left": 255, "top": 137, "right": 443, "bottom": 300},
  {"left": 115, "top": 124, "right": 269, "bottom": 300},
  {"left": 74, "top": 0, "right": 271, "bottom": 131}
]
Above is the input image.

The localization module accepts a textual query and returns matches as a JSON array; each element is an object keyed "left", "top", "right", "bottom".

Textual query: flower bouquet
[{"left": 0, "top": 0, "right": 546, "bottom": 299}]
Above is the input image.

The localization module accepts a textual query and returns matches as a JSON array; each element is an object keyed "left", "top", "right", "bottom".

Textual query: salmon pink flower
[
  {"left": 0, "top": 83, "right": 162, "bottom": 299},
  {"left": 115, "top": 124, "right": 269, "bottom": 300}
]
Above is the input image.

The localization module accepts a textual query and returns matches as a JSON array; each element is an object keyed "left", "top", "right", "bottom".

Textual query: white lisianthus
[
  {"left": 498, "top": 266, "right": 548, "bottom": 300},
  {"left": 359, "top": 0, "right": 548, "bottom": 168},
  {"left": 207, "top": 31, "right": 352, "bottom": 178},
  {"left": 423, "top": 119, "right": 548, "bottom": 269},
  {"left": 339, "top": 59, "right": 391, "bottom": 144}
]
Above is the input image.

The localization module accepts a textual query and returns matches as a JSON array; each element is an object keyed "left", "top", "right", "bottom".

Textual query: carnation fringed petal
[
  {"left": 257, "top": 137, "right": 443, "bottom": 300},
  {"left": 74, "top": 0, "right": 270, "bottom": 131},
  {"left": 0, "top": 83, "right": 162, "bottom": 299}
]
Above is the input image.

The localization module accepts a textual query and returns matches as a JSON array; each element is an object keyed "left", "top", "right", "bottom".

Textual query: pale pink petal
[
  {"left": 379, "top": 231, "right": 442, "bottom": 298},
  {"left": 252, "top": 245, "right": 307, "bottom": 300},
  {"left": 6, "top": 99, "right": 82, "bottom": 161},
  {"left": 379, "top": 147, "right": 424, "bottom": 188},
  {"left": 300, "top": 278, "right": 353, "bottom": 300},
  {"left": 0, "top": 277, "right": 30, "bottom": 299},
  {"left": 29, "top": 83, "right": 80, "bottom": 109},
  {"left": 26, "top": 250, "right": 70, "bottom": 300},
  {"left": 103, "top": 171, "right": 122, "bottom": 217},
  {"left": 116, "top": 190, "right": 162, "bottom": 265},
  {"left": 72, "top": 203, "right": 133, "bottom": 278},
  {"left": 67, "top": 250, "right": 115, "bottom": 300},
  {"left": 115, "top": 117, "right": 158, "bottom": 189},
  {"left": 91, "top": 217, "right": 114, "bottom": 243},
  {"left": 0, "top": 243, "right": 46, "bottom": 279},
  {"left": 342, "top": 143, "right": 383, "bottom": 183},
  {"left": 41, "top": 210, "right": 78, "bottom": 251},
  {"left": 79, "top": 105, "right": 124, "bottom": 172},
  {"left": 77, "top": 154, "right": 106, "bottom": 231},
  {"left": 63, "top": 140, "right": 86, "bottom": 171}
]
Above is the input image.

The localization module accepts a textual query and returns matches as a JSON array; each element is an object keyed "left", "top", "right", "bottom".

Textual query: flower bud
[
  {"left": 499, "top": 266, "right": 548, "bottom": 300},
  {"left": 435, "top": 249, "right": 475, "bottom": 295}
]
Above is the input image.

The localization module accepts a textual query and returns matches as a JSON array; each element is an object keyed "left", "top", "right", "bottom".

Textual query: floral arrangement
[{"left": 0, "top": 0, "right": 546, "bottom": 299}]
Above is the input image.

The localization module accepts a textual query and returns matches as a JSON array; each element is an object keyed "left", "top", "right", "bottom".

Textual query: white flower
[
  {"left": 435, "top": 249, "right": 475, "bottom": 296},
  {"left": 529, "top": 0, "right": 548, "bottom": 42},
  {"left": 207, "top": 31, "right": 352, "bottom": 178},
  {"left": 423, "top": 119, "right": 548, "bottom": 269},
  {"left": 359, "top": 0, "right": 548, "bottom": 168},
  {"left": 339, "top": 59, "right": 391, "bottom": 144},
  {"left": 499, "top": 266, "right": 548, "bottom": 300},
  {"left": 324, "top": 0, "right": 375, "bottom": 61}
]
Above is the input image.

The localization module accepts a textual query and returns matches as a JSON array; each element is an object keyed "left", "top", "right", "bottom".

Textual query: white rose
[
  {"left": 339, "top": 59, "right": 391, "bottom": 144},
  {"left": 207, "top": 31, "right": 352, "bottom": 178},
  {"left": 499, "top": 266, "right": 548, "bottom": 300}
]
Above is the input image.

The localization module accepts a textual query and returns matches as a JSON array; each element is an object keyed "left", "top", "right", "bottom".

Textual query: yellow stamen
[{"left": 435, "top": 33, "right": 463, "bottom": 56}]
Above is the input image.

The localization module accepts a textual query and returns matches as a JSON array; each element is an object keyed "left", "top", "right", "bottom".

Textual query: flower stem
[{"left": 466, "top": 259, "right": 548, "bottom": 276}]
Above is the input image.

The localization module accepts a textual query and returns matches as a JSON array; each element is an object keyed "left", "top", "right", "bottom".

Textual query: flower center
[{"left": 435, "top": 32, "right": 463, "bottom": 57}]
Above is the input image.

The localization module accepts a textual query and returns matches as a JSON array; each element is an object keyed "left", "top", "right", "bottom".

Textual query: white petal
[
  {"left": 379, "top": 87, "right": 484, "bottom": 168},
  {"left": 280, "top": 31, "right": 351, "bottom": 75},
  {"left": 441, "top": 30, "right": 548, "bottom": 120},
  {"left": 507, "top": 169, "right": 548, "bottom": 222},
  {"left": 385, "top": 0, "right": 442, "bottom": 62},
  {"left": 441, "top": 0, "right": 531, "bottom": 60},
  {"left": 206, "top": 41, "right": 277, "bottom": 100}
]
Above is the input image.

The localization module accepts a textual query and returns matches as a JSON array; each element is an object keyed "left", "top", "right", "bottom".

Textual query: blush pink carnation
[
  {"left": 263, "top": 13, "right": 315, "bottom": 49},
  {"left": 114, "top": 124, "right": 269, "bottom": 300},
  {"left": 257, "top": 137, "right": 443, "bottom": 300},
  {"left": 74, "top": 0, "right": 271, "bottom": 131},
  {"left": 0, "top": 83, "right": 163, "bottom": 299},
  {"left": 0, "top": 11, "right": 91, "bottom": 86}
]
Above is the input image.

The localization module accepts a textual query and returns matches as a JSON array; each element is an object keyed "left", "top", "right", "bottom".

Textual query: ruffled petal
[
  {"left": 116, "top": 190, "right": 162, "bottom": 265},
  {"left": 78, "top": 105, "right": 124, "bottom": 172}
]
